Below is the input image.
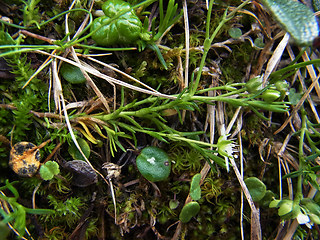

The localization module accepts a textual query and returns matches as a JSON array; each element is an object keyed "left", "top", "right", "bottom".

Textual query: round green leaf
[
  {"left": 254, "top": 37, "right": 265, "bottom": 49},
  {"left": 90, "top": 0, "right": 143, "bottom": 46},
  {"left": 280, "top": 201, "right": 300, "bottom": 220},
  {"left": 288, "top": 88, "right": 302, "bottom": 105},
  {"left": 60, "top": 63, "right": 86, "bottom": 84},
  {"left": 244, "top": 177, "right": 266, "bottom": 202},
  {"left": 169, "top": 199, "right": 179, "bottom": 210},
  {"left": 228, "top": 27, "right": 242, "bottom": 39},
  {"left": 179, "top": 201, "right": 200, "bottom": 223},
  {"left": 269, "top": 199, "right": 281, "bottom": 208},
  {"left": 136, "top": 146, "right": 171, "bottom": 182},
  {"left": 278, "top": 200, "right": 293, "bottom": 216},
  {"left": 39, "top": 161, "right": 60, "bottom": 181},
  {"left": 260, "top": 0, "right": 319, "bottom": 46}
]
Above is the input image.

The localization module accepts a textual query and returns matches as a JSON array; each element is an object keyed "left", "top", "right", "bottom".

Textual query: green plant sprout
[
  {"left": 43, "top": 195, "right": 85, "bottom": 228},
  {"left": 90, "top": 0, "right": 147, "bottom": 46},
  {"left": 22, "top": 0, "right": 41, "bottom": 27},
  {"left": 189, "top": 0, "right": 251, "bottom": 96},
  {"left": 39, "top": 161, "right": 60, "bottom": 181}
]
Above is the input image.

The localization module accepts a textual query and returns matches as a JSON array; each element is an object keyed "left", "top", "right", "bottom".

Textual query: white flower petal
[
  {"left": 296, "top": 212, "right": 310, "bottom": 225},
  {"left": 305, "top": 222, "right": 313, "bottom": 229}
]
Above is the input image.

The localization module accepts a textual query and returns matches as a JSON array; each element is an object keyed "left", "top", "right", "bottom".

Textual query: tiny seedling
[
  {"left": 39, "top": 161, "right": 60, "bottom": 181},
  {"left": 90, "top": 0, "right": 145, "bottom": 46}
]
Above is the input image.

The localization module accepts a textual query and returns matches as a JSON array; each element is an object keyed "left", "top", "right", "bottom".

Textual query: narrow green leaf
[
  {"left": 25, "top": 208, "right": 55, "bottom": 215},
  {"left": 68, "top": 138, "right": 90, "bottom": 161},
  {"left": 190, "top": 173, "right": 201, "bottom": 201},
  {"left": 13, "top": 205, "right": 26, "bottom": 236}
]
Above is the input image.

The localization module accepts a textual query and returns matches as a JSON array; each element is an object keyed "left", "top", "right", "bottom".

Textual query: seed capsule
[
  {"left": 9, "top": 142, "right": 41, "bottom": 177},
  {"left": 64, "top": 160, "right": 98, "bottom": 187}
]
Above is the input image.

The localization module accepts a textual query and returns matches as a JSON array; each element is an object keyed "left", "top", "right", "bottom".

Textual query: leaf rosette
[{"left": 90, "top": 0, "right": 143, "bottom": 46}]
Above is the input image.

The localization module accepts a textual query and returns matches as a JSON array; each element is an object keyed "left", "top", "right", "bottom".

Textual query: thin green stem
[
  {"left": 190, "top": 0, "right": 250, "bottom": 96},
  {"left": 296, "top": 108, "right": 307, "bottom": 202},
  {"left": 195, "top": 83, "right": 245, "bottom": 94},
  {"left": 0, "top": 8, "right": 92, "bottom": 30}
]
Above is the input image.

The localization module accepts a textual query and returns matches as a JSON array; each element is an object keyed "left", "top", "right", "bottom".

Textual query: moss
[
  {"left": 169, "top": 145, "right": 205, "bottom": 175},
  {"left": 221, "top": 43, "right": 254, "bottom": 83}
]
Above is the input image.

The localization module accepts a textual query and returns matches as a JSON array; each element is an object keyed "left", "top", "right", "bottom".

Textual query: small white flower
[
  {"left": 296, "top": 211, "right": 311, "bottom": 228},
  {"left": 217, "top": 134, "right": 237, "bottom": 172}
]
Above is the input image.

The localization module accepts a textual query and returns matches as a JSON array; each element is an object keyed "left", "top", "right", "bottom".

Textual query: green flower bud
[
  {"left": 246, "top": 76, "right": 263, "bottom": 94},
  {"left": 309, "top": 213, "right": 320, "bottom": 224},
  {"left": 278, "top": 200, "right": 294, "bottom": 217},
  {"left": 275, "top": 80, "right": 289, "bottom": 93},
  {"left": 261, "top": 89, "right": 281, "bottom": 102},
  {"left": 301, "top": 198, "right": 320, "bottom": 215}
]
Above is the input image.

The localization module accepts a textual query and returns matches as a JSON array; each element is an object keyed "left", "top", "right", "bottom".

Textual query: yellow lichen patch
[{"left": 9, "top": 142, "right": 40, "bottom": 177}]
